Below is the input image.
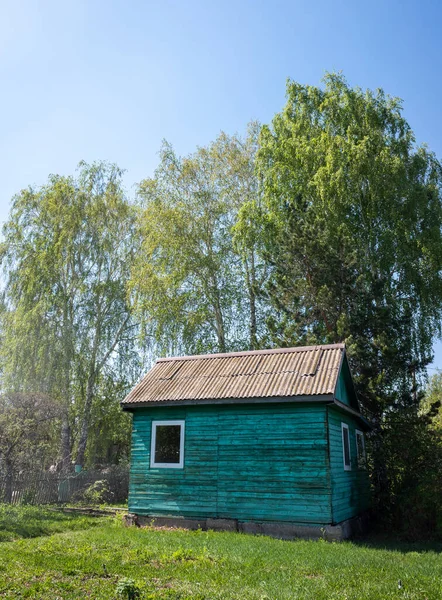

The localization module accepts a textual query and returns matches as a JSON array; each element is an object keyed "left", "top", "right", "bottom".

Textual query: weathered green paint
[
  {"left": 129, "top": 403, "right": 332, "bottom": 524},
  {"left": 334, "top": 357, "right": 359, "bottom": 409},
  {"left": 327, "top": 406, "right": 371, "bottom": 523}
]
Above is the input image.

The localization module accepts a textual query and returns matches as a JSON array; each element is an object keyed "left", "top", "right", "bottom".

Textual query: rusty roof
[{"left": 122, "top": 343, "right": 345, "bottom": 407}]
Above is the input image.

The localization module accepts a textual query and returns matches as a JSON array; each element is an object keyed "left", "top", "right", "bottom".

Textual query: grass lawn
[
  {"left": 0, "top": 505, "right": 108, "bottom": 542},
  {"left": 0, "top": 509, "right": 441, "bottom": 599}
]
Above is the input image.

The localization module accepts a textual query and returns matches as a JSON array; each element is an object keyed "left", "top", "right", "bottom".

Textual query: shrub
[
  {"left": 116, "top": 577, "right": 141, "bottom": 599},
  {"left": 83, "top": 480, "right": 113, "bottom": 505},
  {"left": 372, "top": 405, "right": 442, "bottom": 540}
]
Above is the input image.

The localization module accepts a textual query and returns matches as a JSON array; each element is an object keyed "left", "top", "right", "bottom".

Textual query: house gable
[{"left": 334, "top": 354, "right": 360, "bottom": 411}]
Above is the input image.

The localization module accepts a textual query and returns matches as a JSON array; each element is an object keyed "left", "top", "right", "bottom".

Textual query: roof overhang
[
  {"left": 121, "top": 393, "right": 335, "bottom": 411},
  {"left": 122, "top": 393, "right": 372, "bottom": 430},
  {"left": 328, "top": 398, "right": 372, "bottom": 430}
]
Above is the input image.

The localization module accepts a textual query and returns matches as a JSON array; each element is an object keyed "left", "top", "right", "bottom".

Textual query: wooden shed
[{"left": 121, "top": 343, "right": 371, "bottom": 540}]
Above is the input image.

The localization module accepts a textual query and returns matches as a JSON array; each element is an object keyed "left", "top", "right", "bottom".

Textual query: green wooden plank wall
[
  {"left": 129, "top": 403, "right": 332, "bottom": 524},
  {"left": 334, "top": 358, "right": 358, "bottom": 408},
  {"left": 327, "top": 406, "right": 371, "bottom": 523}
]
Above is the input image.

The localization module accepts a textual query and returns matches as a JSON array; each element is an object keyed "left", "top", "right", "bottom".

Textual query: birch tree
[
  {"left": 132, "top": 126, "right": 265, "bottom": 355},
  {"left": 1, "top": 161, "right": 140, "bottom": 469}
]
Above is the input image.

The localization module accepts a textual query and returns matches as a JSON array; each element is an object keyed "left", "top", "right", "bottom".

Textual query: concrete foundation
[{"left": 125, "top": 512, "right": 370, "bottom": 541}]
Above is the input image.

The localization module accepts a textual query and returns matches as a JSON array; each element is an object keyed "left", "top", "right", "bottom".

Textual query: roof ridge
[{"left": 156, "top": 343, "right": 345, "bottom": 363}]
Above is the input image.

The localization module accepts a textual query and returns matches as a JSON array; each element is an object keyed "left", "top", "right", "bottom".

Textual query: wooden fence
[{"left": 0, "top": 467, "right": 129, "bottom": 505}]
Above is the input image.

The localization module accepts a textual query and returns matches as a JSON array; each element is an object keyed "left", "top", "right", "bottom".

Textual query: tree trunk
[
  {"left": 60, "top": 412, "right": 72, "bottom": 472},
  {"left": 60, "top": 296, "right": 73, "bottom": 472},
  {"left": 246, "top": 252, "right": 258, "bottom": 350},
  {"left": 76, "top": 370, "right": 96, "bottom": 468},
  {"left": 208, "top": 274, "right": 226, "bottom": 352},
  {"left": 4, "top": 457, "right": 13, "bottom": 504},
  {"left": 75, "top": 312, "right": 130, "bottom": 468},
  {"left": 213, "top": 298, "right": 226, "bottom": 352}
]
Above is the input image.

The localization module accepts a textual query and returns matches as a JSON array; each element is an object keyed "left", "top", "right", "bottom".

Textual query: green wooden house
[{"left": 121, "top": 343, "right": 371, "bottom": 540}]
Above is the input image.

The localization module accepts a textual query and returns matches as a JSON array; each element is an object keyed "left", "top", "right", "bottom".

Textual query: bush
[
  {"left": 81, "top": 480, "right": 113, "bottom": 505},
  {"left": 116, "top": 577, "right": 141, "bottom": 599},
  {"left": 372, "top": 405, "right": 442, "bottom": 540},
  {"left": 69, "top": 464, "right": 129, "bottom": 506}
]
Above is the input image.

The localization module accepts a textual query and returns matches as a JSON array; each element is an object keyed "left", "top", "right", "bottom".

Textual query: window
[
  {"left": 341, "top": 423, "right": 351, "bottom": 471},
  {"left": 150, "top": 420, "right": 185, "bottom": 469},
  {"left": 355, "top": 429, "right": 366, "bottom": 469}
]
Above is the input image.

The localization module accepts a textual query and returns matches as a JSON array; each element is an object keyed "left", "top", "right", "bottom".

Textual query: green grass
[
  {"left": 0, "top": 512, "right": 441, "bottom": 599},
  {"left": 0, "top": 504, "right": 108, "bottom": 542}
]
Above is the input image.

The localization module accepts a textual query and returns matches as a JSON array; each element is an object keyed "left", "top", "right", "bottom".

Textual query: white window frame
[
  {"left": 150, "top": 420, "right": 185, "bottom": 469},
  {"left": 341, "top": 422, "right": 351, "bottom": 471},
  {"left": 355, "top": 429, "right": 366, "bottom": 469}
]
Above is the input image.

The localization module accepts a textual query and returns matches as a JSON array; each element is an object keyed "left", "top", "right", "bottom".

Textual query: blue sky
[{"left": 1, "top": 0, "right": 442, "bottom": 368}]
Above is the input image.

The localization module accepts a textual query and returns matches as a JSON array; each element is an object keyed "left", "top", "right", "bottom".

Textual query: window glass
[
  {"left": 356, "top": 430, "right": 366, "bottom": 469},
  {"left": 342, "top": 423, "right": 351, "bottom": 470},
  {"left": 155, "top": 425, "right": 181, "bottom": 464},
  {"left": 151, "top": 420, "right": 184, "bottom": 468}
]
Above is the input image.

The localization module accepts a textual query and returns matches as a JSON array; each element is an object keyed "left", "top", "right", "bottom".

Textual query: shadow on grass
[
  {"left": 352, "top": 530, "right": 442, "bottom": 554},
  {"left": 0, "top": 504, "right": 106, "bottom": 542}
]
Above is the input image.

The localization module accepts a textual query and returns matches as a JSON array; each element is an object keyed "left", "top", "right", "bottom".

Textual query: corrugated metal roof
[{"left": 122, "top": 344, "right": 345, "bottom": 406}]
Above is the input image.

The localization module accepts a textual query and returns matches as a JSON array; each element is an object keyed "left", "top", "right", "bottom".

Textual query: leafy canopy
[
  {"left": 0, "top": 161, "right": 140, "bottom": 468},
  {"left": 254, "top": 73, "right": 442, "bottom": 416},
  {"left": 132, "top": 125, "right": 265, "bottom": 355}
]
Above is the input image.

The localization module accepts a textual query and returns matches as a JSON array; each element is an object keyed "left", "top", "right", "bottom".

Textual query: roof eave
[
  {"left": 329, "top": 398, "right": 372, "bottom": 430},
  {"left": 121, "top": 393, "right": 335, "bottom": 411}
]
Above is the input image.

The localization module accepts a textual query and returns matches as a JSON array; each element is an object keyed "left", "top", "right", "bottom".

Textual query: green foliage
[
  {"left": 247, "top": 72, "right": 442, "bottom": 530},
  {"left": 116, "top": 577, "right": 141, "bottom": 599},
  {"left": 84, "top": 378, "right": 133, "bottom": 467},
  {"left": 373, "top": 405, "right": 442, "bottom": 539},
  {"left": 0, "top": 519, "right": 441, "bottom": 598},
  {"left": 132, "top": 124, "right": 266, "bottom": 355},
  {"left": 254, "top": 73, "right": 442, "bottom": 415},
  {"left": 0, "top": 393, "right": 60, "bottom": 497},
  {"left": 0, "top": 161, "right": 142, "bottom": 469},
  {"left": 67, "top": 465, "right": 129, "bottom": 505},
  {"left": 78, "top": 480, "right": 113, "bottom": 506},
  {"left": 170, "top": 547, "right": 196, "bottom": 562},
  {"left": 378, "top": 375, "right": 442, "bottom": 538},
  {"left": 420, "top": 372, "right": 442, "bottom": 430}
]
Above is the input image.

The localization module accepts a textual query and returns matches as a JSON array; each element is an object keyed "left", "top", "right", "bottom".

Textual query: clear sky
[{"left": 1, "top": 0, "right": 442, "bottom": 368}]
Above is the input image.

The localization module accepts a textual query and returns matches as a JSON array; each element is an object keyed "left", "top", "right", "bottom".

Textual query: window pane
[
  {"left": 356, "top": 433, "right": 365, "bottom": 467},
  {"left": 343, "top": 428, "right": 350, "bottom": 466},
  {"left": 155, "top": 425, "right": 181, "bottom": 464}
]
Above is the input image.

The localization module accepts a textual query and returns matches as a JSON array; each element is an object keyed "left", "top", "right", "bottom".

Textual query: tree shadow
[
  {"left": 0, "top": 504, "right": 102, "bottom": 541},
  {"left": 351, "top": 531, "right": 442, "bottom": 554}
]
